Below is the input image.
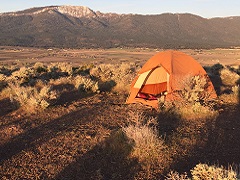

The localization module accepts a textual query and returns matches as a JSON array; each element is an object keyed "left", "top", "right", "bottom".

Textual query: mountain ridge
[{"left": 0, "top": 5, "right": 240, "bottom": 49}]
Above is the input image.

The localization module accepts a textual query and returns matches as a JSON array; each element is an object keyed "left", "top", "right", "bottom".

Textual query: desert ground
[
  {"left": 1, "top": 46, "right": 240, "bottom": 66},
  {"left": 0, "top": 46, "right": 239, "bottom": 179}
]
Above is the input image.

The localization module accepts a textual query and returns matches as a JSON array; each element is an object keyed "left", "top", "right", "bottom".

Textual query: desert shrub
[
  {"left": 9, "top": 83, "right": 59, "bottom": 111},
  {"left": 166, "top": 163, "right": 238, "bottom": 180},
  {"left": 111, "top": 63, "right": 137, "bottom": 93},
  {"left": 191, "top": 163, "right": 238, "bottom": 180},
  {"left": 123, "top": 124, "right": 169, "bottom": 177},
  {"left": 73, "top": 64, "right": 94, "bottom": 76},
  {"left": 127, "top": 111, "right": 158, "bottom": 127},
  {"left": 90, "top": 64, "right": 114, "bottom": 81},
  {"left": 9, "top": 67, "right": 35, "bottom": 85},
  {"left": 43, "top": 63, "right": 69, "bottom": 80},
  {"left": 55, "top": 62, "right": 73, "bottom": 75},
  {"left": 166, "top": 171, "right": 189, "bottom": 180},
  {"left": 227, "top": 65, "right": 240, "bottom": 75},
  {"left": 33, "top": 62, "right": 48, "bottom": 73},
  {"left": 90, "top": 63, "right": 136, "bottom": 93},
  {"left": 232, "top": 85, "right": 239, "bottom": 96},
  {"left": 47, "top": 63, "right": 59, "bottom": 73},
  {"left": 123, "top": 112, "right": 170, "bottom": 177},
  {"left": 35, "top": 70, "right": 100, "bottom": 95},
  {"left": 219, "top": 85, "right": 239, "bottom": 104},
  {"left": 172, "top": 75, "right": 218, "bottom": 120},
  {"left": 220, "top": 67, "right": 239, "bottom": 86},
  {"left": 102, "top": 129, "right": 133, "bottom": 159},
  {"left": 73, "top": 75, "right": 99, "bottom": 93},
  {"left": 48, "top": 62, "right": 91, "bottom": 76},
  {"left": 178, "top": 75, "right": 214, "bottom": 104},
  {"left": 49, "top": 76, "right": 73, "bottom": 86}
]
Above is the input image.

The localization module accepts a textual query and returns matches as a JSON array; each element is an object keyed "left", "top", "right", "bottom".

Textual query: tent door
[{"left": 137, "top": 66, "right": 169, "bottom": 95}]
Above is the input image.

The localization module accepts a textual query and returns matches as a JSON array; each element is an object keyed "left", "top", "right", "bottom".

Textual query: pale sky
[{"left": 0, "top": 0, "right": 239, "bottom": 18}]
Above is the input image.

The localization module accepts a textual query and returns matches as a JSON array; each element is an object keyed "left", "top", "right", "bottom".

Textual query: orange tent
[{"left": 126, "top": 50, "right": 217, "bottom": 108}]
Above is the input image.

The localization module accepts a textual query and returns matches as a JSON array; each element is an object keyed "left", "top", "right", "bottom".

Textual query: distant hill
[{"left": 0, "top": 5, "right": 240, "bottom": 48}]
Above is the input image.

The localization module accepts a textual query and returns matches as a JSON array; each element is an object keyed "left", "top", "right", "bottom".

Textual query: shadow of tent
[{"left": 55, "top": 130, "right": 140, "bottom": 180}]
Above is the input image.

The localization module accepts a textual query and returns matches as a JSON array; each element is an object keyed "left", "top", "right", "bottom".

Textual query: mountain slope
[{"left": 0, "top": 6, "right": 240, "bottom": 48}]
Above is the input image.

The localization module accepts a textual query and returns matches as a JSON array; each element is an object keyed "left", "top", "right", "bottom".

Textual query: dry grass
[
  {"left": 123, "top": 124, "right": 169, "bottom": 177},
  {"left": 175, "top": 102, "right": 218, "bottom": 120}
]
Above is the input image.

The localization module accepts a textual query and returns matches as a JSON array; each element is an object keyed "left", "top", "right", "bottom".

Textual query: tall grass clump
[{"left": 123, "top": 125, "right": 168, "bottom": 176}]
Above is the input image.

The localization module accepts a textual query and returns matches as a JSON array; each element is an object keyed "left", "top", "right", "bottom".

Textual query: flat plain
[{"left": 1, "top": 46, "right": 240, "bottom": 66}]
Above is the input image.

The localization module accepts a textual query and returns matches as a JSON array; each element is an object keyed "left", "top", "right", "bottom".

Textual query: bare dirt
[{"left": 0, "top": 92, "right": 151, "bottom": 179}]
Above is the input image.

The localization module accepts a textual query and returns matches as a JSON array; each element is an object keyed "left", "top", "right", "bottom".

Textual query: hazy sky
[{"left": 0, "top": 0, "right": 239, "bottom": 18}]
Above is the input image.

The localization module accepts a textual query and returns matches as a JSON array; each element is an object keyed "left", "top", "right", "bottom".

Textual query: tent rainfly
[{"left": 126, "top": 50, "right": 217, "bottom": 108}]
